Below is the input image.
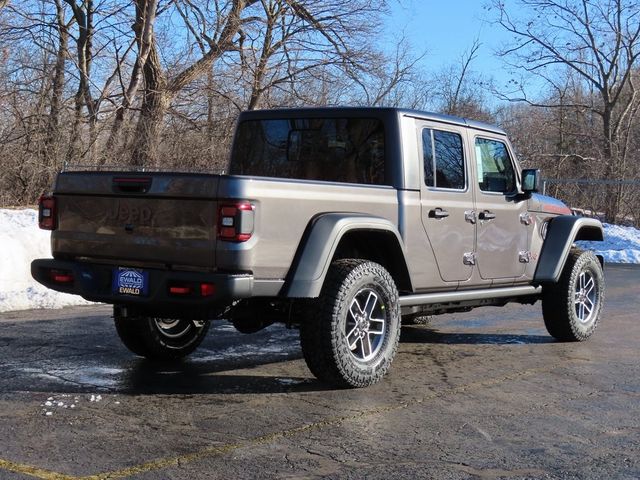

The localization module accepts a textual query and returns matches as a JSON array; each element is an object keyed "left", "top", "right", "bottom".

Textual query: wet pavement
[{"left": 0, "top": 265, "right": 638, "bottom": 479}]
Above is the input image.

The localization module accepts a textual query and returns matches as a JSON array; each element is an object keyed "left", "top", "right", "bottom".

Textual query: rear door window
[{"left": 422, "top": 128, "right": 465, "bottom": 190}]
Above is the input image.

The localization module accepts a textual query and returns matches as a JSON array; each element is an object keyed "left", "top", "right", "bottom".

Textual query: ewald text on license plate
[{"left": 113, "top": 268, "right": 149, "bottom": 296}]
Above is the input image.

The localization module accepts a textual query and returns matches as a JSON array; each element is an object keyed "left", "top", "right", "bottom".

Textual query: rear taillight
[
  {"left": 38, "top": 195, "right": 57, "bottom": 230},
  {"left": 218, "top": 202, "right": 254, "bottom": 242}
]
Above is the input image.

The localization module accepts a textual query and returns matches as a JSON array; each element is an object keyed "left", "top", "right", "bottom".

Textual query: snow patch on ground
[
  {"left": 39, "top": 393, "right": 119, "bottom": 416},
  {"left": 1, "top": 208, "right": 639, "bottom": 313}
]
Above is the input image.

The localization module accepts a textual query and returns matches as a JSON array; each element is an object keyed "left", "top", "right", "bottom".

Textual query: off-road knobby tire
[
  {"left": 542, "top": 249, "right": 604, "bottom": 342},
  {"left": 114, "top": 309, "right": 210, "bottom": 360},
  {"left": 299, "top": 259, "right": 401, "bottom": 388}
]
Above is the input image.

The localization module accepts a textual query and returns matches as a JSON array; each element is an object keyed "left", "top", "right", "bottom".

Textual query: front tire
[
  {"left": 300, "top": 259, "right": 401, "bottom": 388},
  {"left": 114, "top": 308, "right": 210, "bottom": 360},
  {"left": 542, "top": 249, "right": 604, "bottom": 341}
]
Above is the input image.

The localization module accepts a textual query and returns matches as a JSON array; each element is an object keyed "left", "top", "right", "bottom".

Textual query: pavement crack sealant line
[{"left": 0, "top": 362, "right": 575, "bottom": 480}]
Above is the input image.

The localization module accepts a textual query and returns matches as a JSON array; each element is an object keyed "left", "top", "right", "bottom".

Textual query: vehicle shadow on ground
[
  {"left": 400, "top": 326, "right": 555, "bottom": 345},
  {"left": 118, "top": 355, "right": 332, "bottom": 395}
]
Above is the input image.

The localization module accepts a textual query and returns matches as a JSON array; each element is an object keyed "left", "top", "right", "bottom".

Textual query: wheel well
[
  {"left": 574, "top": 225, "right": 604, "bottom": 241},
  {"left": 333, "top": 230, "right": 413, "bottom": 293}
]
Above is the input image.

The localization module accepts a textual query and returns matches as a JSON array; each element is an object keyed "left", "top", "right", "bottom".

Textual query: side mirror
[{"left": 522, "top": 168, "right": 541, "bottom": 193}]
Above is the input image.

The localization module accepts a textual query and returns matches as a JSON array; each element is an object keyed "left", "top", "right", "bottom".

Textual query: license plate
[{"left": 112, "top": 268, "right": 149, "bottom": 296}]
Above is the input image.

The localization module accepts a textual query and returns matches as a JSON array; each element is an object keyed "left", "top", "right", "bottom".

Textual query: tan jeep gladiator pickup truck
[{"left": 32, "top": 107, "right": 605, "bottom": 387}]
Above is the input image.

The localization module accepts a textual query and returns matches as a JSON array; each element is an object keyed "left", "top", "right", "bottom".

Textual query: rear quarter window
[{"left": 230, "top": 118, "right": 386, "bottom": 185}]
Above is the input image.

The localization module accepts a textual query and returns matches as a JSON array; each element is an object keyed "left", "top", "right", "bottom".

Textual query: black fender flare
[
  {"left": 283, "top": 213, "right": 410, "bottom": 298},
  {"left": 534, "top": 215, "right": 604, "bottom": 283}
]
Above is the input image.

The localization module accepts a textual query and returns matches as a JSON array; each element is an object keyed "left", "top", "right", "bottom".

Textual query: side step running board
[{"left": 399, "top": 286, "right": 542, "bottom": 307}]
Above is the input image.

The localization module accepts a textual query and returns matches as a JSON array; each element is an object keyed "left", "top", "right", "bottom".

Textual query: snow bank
[
  {"left": 0, "top": 209, "right": 93, "bottom": 312},
  {"left": 578, "top": 223, "right": 640, "bottom": 264},
  {"left": 0, "top": 209, "right": 638, "bottom": 313}
]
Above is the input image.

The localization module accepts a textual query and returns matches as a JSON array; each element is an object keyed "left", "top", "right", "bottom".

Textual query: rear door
[
  {"left": 418, "top": 121, "right": 475, "bottom": 283},
  {"left": 472, "top": 135, "right": 529, "bottom": 280}
]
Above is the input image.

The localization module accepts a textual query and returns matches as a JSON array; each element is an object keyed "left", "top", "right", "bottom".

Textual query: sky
[{"left": 385, "top": 0, "right": 522, "bottom": 97}]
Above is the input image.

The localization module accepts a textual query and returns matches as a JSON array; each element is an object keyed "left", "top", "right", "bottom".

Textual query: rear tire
[
  {"left": 300, "top": 259, "right": 401, "bottom": 388},
  {"left": 114, "top": 308, "right": 210, "bottom": 360},
  {"left": 542, "top": 249, "right": 604, "bottom": 341}
]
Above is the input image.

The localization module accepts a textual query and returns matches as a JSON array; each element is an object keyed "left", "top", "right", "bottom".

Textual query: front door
[
  {"left": 419, "top": 122, "right": 475, "bottom": 283},
  {"left": 472, "top": 135, "right": 529, "bottom": 280}
]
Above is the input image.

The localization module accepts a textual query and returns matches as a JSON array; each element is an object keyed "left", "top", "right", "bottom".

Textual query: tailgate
[{"left": 51, "top": 172, "right": 220, "bottom": 269}]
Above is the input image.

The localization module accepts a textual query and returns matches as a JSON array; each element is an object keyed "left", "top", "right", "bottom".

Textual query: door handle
[
  {"left": 479, "top": 211, "right": 496, "bottom": 220},
  {"left": 429, "top": 208, "right": 450, "bottom": 219}
]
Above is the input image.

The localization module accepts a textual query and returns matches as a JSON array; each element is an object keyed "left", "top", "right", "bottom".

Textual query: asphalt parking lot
[{"left": 0, "top": 265, "right": 638, "bottom": 480}]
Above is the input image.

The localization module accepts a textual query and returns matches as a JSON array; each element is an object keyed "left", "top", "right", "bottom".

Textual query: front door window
[{"left": 475, "top": 138, "right": 516, "bottom": 193}]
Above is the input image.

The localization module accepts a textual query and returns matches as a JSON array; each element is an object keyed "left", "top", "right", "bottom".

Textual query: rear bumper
[{"left": 31, "top": 258, "right": 253, "bottom": 316}]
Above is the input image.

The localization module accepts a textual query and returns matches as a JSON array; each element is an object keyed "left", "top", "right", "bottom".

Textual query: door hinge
[
  {"left": 463, "top": 252, "right": 476, "bottom": 265},
  {"left": 519, "top": 251, "right": 532, "bottom": 263},
  {"left": 464, "top": 210, "right": 477, "bottom": 224},
  {"left": 519, "top": 212, "right": 533, "bottom": 226}
]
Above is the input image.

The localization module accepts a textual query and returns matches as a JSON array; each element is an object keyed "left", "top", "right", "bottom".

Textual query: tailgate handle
[{"left": 112, "top": 177, "right": 152, "bottom": 193}]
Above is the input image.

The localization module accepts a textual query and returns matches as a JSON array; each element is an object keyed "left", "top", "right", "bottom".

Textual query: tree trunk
[
  {"left": 65, "top": 0, "right": 96, "bottom": 163},
  {"left": 66, "top": 90, "right": 83, "bottom": 162},
  {"left": 45, "top": 0, "right": 69, "bottom": 168},
  {"left": 131, "top": 44, "right": 167, "bottom": 166},
  {"left": 602, "top": 106, "right": 619, "bottom": 223},
  {"left": 247, "top": 12, "right": 273, "bottom": 110},
  {"left": 106, "top": 0, "right": 159, "bottom": 157}
]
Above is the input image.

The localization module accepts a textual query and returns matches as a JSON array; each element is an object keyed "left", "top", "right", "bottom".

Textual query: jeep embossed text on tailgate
[{"left": 106, "top": 202, "right": 153, "bottom": 225}]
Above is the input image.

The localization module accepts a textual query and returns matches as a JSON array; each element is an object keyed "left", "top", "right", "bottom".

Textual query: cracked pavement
[{"left": 0, "top": 265, "right": 638, "bottom": 479}]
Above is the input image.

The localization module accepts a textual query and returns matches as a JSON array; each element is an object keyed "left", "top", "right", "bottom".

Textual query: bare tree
[
  {"left": 343, "top": 36, "right": 428, "bottom": 108},
  {"left": 64, "top": 0, "right": 132, "bottom": 161},
  {"left": 493, "top": 0, "right": 640, "bottom": 221},
  {"left": 237, "top": 0, "right": 388, "bottom": 110},
  {"left": 45, "top": 0, "right": 73, "bottom": 164},
  {"left": 104, "top": 0, "right": 158, "bottom": 155},
  {"left": 65, "top": 0, "right": 97, "bottom": 161},
  {"left": 428, "top": 39, "right": 494, "bottom": 121},
  {"left": 127, "top": 0, "right": 263, "bottom": 166}
]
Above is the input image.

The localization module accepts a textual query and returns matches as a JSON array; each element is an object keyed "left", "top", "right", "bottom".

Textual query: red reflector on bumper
[
  {"left": 50, "top": 271, "right": 73, "bottom": 284},
  {"left": 200, "top": 283, "right": 215, "bottom": 297},
  {"left": 169, "top": 286, "right": 191, "bottom": 295}
]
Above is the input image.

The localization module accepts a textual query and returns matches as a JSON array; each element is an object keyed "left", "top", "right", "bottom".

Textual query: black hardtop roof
[{"left": 239, "top": 106, "right": 506, "bottom": 136}]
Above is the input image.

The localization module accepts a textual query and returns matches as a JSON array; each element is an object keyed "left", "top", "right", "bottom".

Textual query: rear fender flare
[
  {"left": 534, "top": 215, "right": 604, "bottom": 283},
  {"left": 283, "top": 213, "right": 410, "bottom": 298}
]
